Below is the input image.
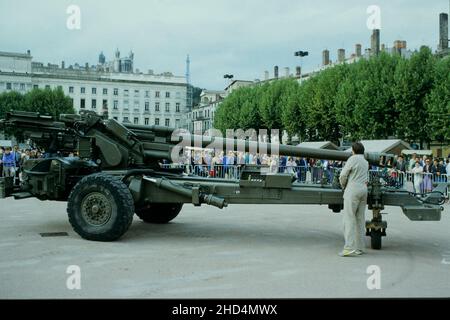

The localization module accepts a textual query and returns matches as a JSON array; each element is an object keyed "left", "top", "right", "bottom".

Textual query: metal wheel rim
[{"left": 81, "top": 192, "right": 112, "bottom": 226}]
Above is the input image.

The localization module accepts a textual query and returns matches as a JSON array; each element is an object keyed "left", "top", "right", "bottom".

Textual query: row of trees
[
  {"left": 214, "top": 47, "right": 450, "bottom": 148},
  {"left": 0, "top": 87, "right": 75, "bottom": 120}
]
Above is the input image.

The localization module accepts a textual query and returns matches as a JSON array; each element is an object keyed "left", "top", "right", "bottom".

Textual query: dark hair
[{"left": 352, "top": 142, "right": 365, "bottom": 155}]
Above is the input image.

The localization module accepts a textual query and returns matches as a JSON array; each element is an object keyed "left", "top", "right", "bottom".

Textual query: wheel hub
[{"left": 81, "top": 192, "right": 112, "bottom": 226}]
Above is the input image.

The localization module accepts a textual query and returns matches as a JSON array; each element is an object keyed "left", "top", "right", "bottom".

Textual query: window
[
  {"left": 81, "top": 87, "right": 85, "bottom": 94},
  {"left": 6, "top": 83, "right": 12, "bottom": 90},
  {"left": 113, "top": 100, "right": 118, "bottom": 110},
  {"left": 134, "top": 100, "right": 139, "bottom": 110},
  {"left": 155, "top": 118, "right": 160, "bottom": 125},
  {"left": 155, "top": 91, "right": 160, "bottom": 98},
  {"left": 91, "top": 99, "right": 97, "bottom": 109},
  {"left": 175, "top": 119, "right": 180, "bottom": 128},
  {"left": 92, "top": 88, "right": 97, "bottom": 94},
  {"left": 103, "top": 88, "right": 108, "bottom": 95},
  {"left": 144, "top": 102, "right": 149, "bottom": 112},
  {"left": 155, "top": 102, "right": 160, "bottom": 112},
  {"left": 165, "top": 103, "right": 170, "bottom": 112},
  {"left": 123, "top": 100, "right": 129, "bottom": 110},
  {"left": 124, "top": 89, "right": 129, "bottom": 97},
  {"left": 165, "top": 118, "right": 170, "bottom": 127},
  {"left": 134, "top": 117, "right": 139, "bottom": 124},
  {"left": 102, "top": 99, "right": 108, "bottom": 109},
  {"left": 33, "top": 84, "right": 39, "bottom": 89},
  {"left": 113, "top": 88, "right": 118, "bottom": 96},
  {"left": 45, "top": 85, "right": 51, "bottom": 89},
  {"left": 134, "top": 90, "right": 139, "bottom": 97},
  {"left": 69, "top": 86, "right": 74, "bottom": 93},
  {"left": 80, "top": 99, "right": 85, "bottom": 109},
  {"left": 145, "top": 91, "right": 150, "bottom": 98},
  {"left": 123, "top": 117, "right": 129, "bottom": 123},
  {"left": 176, "top": 103, "right": 180, "bottom": 113},
  {"left": 165, "top": 92, "right": 170, "bottom": 98},
  {"left": 144, "top": 118, "right": 149, "bottom": 125},
  {"left": 20, "top": 83, "right": 26, "bottom": 91}
]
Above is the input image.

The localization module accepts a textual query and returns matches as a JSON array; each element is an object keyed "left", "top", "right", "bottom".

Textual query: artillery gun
[{"left": 0, "top": 111, "right": 446, "bottom": 249}]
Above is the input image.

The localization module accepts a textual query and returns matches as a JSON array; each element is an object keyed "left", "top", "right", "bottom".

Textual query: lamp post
[
  {"left": 224, "top": 74, "right": 234, "bottom": 81},
  {"left": 294, "top": 51, "right": 308, "bottom": 79}
]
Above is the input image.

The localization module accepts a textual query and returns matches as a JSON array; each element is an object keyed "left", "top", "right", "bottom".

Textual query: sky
[{"left": 0, "top": 0, "right": 449, "bottom": 90}]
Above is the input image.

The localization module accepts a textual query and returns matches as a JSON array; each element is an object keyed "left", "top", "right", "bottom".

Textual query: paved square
[{"left": 0, "top": 198, "right": 449, "bottom": 298}]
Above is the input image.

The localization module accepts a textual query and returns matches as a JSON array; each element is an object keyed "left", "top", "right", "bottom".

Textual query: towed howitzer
[{"left": 0, "top": 111, "right": 446, "bottom": 248}]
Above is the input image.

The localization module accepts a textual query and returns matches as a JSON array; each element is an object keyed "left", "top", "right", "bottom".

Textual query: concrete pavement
[{"left": 0, "top": 198, "right": 449, "bottom": 298}]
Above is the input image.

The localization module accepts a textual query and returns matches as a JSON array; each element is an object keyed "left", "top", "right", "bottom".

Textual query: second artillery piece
[{"left": 0, "top": 111, "right": 446, "bottom": 249}]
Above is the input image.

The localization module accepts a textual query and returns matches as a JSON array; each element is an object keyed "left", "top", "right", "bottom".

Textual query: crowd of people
[
  {"left": 169, "top": 150, "right": 450, "bottom": 192},
  {"left": 401, "top": 153, "right": 450, "bottom": 194},
  {"left": 0, "top": 146, "right": 46, "bottom": 182},
  {"left": 168, "top": 150, "right": 346, "bottom": 182}
]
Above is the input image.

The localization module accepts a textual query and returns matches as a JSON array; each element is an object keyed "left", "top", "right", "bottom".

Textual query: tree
[
  {"left": 393, "top": 46, "right": 436, "bottom": 148},
  {"left": 305, "top": 65, "right": 348, "bottom": 144},
  {"left": 0, "top": 91, "right": 25, "bottom": 119},
  {"left": 426, "top": 57, "right": 450, "bottom": 144},
  {"left": 0, "top": 87, "right": 75, "bottom": 119},
  {"left": 351, "top": 53, "right": 400, "bottom": 139},
  {"left": 213, "top": 88, "right": 244, "bottom": 133},
  {"left": 280, "top": 80, "right": 305, "bottom": 141},
  {"left": 24, "top": 87, "right": 75, "bottom": 117}
]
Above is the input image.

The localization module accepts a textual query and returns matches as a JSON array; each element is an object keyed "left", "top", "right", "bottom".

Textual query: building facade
[
  {"left": 191, "top": 90, "right": 226, "bottom": 134},
  {"left": 0, "top": 50, "right": 189, "bottom": 129}
]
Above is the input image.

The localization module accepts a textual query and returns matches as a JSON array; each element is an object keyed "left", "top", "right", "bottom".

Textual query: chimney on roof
[
  {"left": 284, "top": 67, "right": 290, "bottom": 78},
  {"left": 337, "top": 49, "right": 346, "bottom": 63},
  {"left": 355, "top": 44, "right": 362, "bottom": 57},
  {"left": 295, "top": 66, "right": 301, "bottom": 77},
  {"left": 439, "top": 13, "right": 449, "bottom": 51},
  {"left": 322, "top": 49, "right": 330, "bottom": 66},
  {"left": 274, "top": 66, "right": 279, "bottom": 79},
  {"left": 61, "top": 61, "right": 65, "bottom": 69},
  {"left": 371, "top": 29, "right": 381, "bottom": 56}
]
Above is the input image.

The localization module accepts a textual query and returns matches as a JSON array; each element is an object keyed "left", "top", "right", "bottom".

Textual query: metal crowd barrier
[{"left": 161, "top": 164, "right": 449, "bottom": 198}]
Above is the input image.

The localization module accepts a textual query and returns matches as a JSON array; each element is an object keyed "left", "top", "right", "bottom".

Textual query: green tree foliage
[
  {"left": 393, "top": 46, "right": 436, "bottom": 148},
  {"left": 213, "top": 47, "right": 448, "bottom": 146},
  {"left": 0, "top": 91, "right": 25, "bottom": 119},
  {"left": 426, "top": 57, "right": 450, "bottom": 143},
  {"left": 0, "top": 87, "right": 75, "bottom": 119}
]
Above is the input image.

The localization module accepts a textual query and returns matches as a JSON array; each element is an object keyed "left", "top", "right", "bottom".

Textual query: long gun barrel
[{"left": 1, "top": 111, "right": 393, "bottom": 168}]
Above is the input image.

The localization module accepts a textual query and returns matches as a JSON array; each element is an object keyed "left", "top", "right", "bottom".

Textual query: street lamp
[
  {"left": 294, "top": 51, "right": 309, "bottom": 57},
  {"left": 294, "top": 51, "right": 309, "bottom": 79}
]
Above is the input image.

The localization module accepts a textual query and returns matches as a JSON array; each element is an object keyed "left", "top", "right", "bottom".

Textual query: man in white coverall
[{"left": 338, "top": 142, "right": 369, "bottom": 257}]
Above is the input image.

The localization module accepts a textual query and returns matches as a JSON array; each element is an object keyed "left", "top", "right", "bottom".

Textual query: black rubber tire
[
  {"left": 370, "top": 229, "right": 382, "bottom": 250},
  {"left": 135, "top": 203, "right": 183, "bottom": 224},
  {"left": 67, "top": 173, "right": 134, "bottom": 241}
]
